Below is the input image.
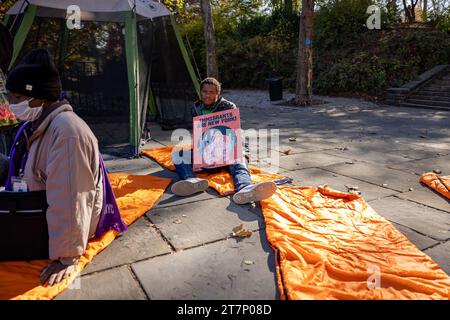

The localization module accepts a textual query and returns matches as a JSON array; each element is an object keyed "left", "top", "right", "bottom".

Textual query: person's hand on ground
[{"left": 39, "top": 258, "right": 78, "bottom": 287}]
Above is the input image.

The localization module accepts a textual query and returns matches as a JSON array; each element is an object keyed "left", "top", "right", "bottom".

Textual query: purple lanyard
[{"left": 5, "top": 121, "right": 31, "bottom": 191}]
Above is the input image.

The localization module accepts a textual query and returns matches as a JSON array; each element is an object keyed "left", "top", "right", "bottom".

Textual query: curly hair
[{"left": 200, "top": 77, "right": 221, "bottom": 94}]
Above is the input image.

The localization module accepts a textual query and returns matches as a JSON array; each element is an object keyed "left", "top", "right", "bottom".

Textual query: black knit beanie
[{"left": 6, "top": 48, "right": 62, "bottom": 101}]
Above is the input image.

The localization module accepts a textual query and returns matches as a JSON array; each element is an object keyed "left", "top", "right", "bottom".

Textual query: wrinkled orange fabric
[
  {"left": 261, "top": 186, "right": 450, "bottom": 300},
  {"left": 420, "top": 172, "right": 450, "bottom": 200},
  {"left": 0, "top": 173, "right": 171, "bottom": 300},
  {"left": 141, "top": 146, "right": 288, "bottom": 196}
]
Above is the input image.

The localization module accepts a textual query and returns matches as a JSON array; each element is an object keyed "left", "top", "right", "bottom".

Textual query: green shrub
[
  {"left": 426, "top": 7, "right": 450, "bottom": 33},
  {"left": 182, "top": 1, "right": 450, "bottom": 98}
]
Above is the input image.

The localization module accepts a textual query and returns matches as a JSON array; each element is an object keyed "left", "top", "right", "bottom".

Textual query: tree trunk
[
  {"left": 410, "top": 0, "right": 416, "bottom": 22},
  {"left": 402, "top": 0, "right": 412, "bottom": 22},
  {"left": 295, "top": 0, "right": 314, "bottom": 106},
  {"left": 200, "top": 0, "right": 219, "bottom": 79},
  {"left": 422, "top": 0, "right": 428, "bottom": 20}
]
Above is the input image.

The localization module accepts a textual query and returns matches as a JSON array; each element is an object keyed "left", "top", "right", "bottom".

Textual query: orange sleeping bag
[
  {"left": 0, "top": 173, "right": 171, "bottom": 300},
  {"left": 141, "top": 146, "right": 289, "bottom": 196},
  {"left": 261, "top": 186, "right": 450, "bottom": 300},
  {"left": 420, "top": 172, "right": 450, "bottom": 200}
]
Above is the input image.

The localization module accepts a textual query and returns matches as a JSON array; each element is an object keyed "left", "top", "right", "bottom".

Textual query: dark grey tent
[
  {"left": 4, "top": 0, "right": 200, "bottom": 156},
  {"left": 0, "top": 24, "right": 13, "bottom": 73}
]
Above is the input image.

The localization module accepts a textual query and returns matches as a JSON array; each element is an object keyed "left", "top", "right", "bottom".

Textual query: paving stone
[
  {"left": 105, "top": 156, "right": 160, "bottom": 173},
  {"left": 424, "top": 241, "right": 450, "bottom": 276},
  {"left": 145, "top": 168, "right": 180, "bottom": 181},
  {"left": 82, "top": 217, "right": 172, "bottom": 275},
  {"left": 369, "top": 197, "right": 450, "bottom": 241},
  {"left": 396, "top": 188, "right": 450, "bottom": 213},
  {"left": 272, "top": 152, "right": 348, "bottom": 171},
  {"left": 282, "top": 168, "right": 398, "bottom": 201},
  {"left": 322, "top": 162, "right": 420, "bottom": 192},
  {"left": 141, "top": 139, "right": 166, "bottom": 149},
  {"left": 272, "top": 140, "right": 340, "bottom": 155},
  {"left": 146, "top": 129, "right": 184, "bottom": 146},
  {"left": 328, "top": 139, "right": 409, "bottom": 153},
  {"left": 101, "top": 153, "right": 121, "bottom": 161},
  {"left": 56, "top": 266, "right": 147, "bottom": 300},
  {"left": 324, "top": 148, "right": 416, "bottom": 165},
  {"left": 388, "top": 155, "right": 450, "bottom": 176},
  {"left": 390, "top": 222, "right": 439, "bottom": 251},
  {"left": 391, "top": 138, "right": 450, "bottom": 152},
  {"left": 147, "top": 197, "right": 264, "bottom": 250},
  {"left": 387, "top": 146, "right": 449, "bottom": 161},
  {"left": 155, "top": 188, "right": 219, "bottom": 208},
  {"left": 132, "top": 232, "right": 277, "bottom": 300}
]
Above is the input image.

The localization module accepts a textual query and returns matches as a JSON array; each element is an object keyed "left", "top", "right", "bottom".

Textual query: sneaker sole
[
  {"left": 232, "top": 181, "right": 277, "bottom": 205},
  {"left": 171, "top": 179, "right": 209, "bottom": 197}
]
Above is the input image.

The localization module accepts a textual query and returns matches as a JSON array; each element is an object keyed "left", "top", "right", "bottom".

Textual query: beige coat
[{"left": 24, "top": 104, "right": 102, "bottom": 260}]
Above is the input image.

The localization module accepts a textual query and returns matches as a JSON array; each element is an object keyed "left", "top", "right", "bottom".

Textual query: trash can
[{"left": 267, "top": 76, "right": 283, "bottom": 101}]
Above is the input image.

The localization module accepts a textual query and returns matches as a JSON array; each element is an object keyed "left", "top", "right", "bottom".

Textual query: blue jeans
[{"left": 172, "top": 149, "right": 252, "bottom": 192}]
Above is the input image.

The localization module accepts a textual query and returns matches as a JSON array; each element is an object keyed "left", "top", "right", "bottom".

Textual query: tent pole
[
  {"left": 8, "top": 4, "right": 37, "bottom": 70},
  {"left": 148, "top": 88, "right": 158, "bottom": 117},
  {"left": 169, "top": 14, "right": 200, "bottom": 98},
  {"left": 125, "top": 10, "right": 139, "bottom": 157}
]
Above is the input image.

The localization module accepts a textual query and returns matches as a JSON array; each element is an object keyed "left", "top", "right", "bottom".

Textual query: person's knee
[
  {"left": 172, "top": 148, "right": 191, "bottom": 166},
  {"left": 230, "top": 162, "right": 248, "bottom": 174}
]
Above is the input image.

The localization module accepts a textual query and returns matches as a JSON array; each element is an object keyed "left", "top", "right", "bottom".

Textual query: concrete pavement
[{"left": 56, "top": 90, "right": 450, "bottom": 300}]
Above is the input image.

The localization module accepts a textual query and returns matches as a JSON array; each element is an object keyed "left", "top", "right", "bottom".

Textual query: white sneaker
[
  {"left": 171, "top": 178, "right": 209, "bottom": 196},
  {"left": 232, "top": 181, "right": 277, "bottom": 205}
]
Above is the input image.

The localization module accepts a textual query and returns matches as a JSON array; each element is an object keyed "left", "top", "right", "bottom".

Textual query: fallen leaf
[
  {"left": 232, "top": 224, "right": 244, "bottom": 233},
  {"left": 236, "top": 230, "right": 253, "bottom": 238}
]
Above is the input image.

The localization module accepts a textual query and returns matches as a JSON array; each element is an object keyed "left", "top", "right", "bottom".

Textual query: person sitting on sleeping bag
[
  {"left": 2, "top": 48, "right": 126, "bottom": 286},
  {"left": 170, "top": 77, "right": 277, "bottom": 204}
]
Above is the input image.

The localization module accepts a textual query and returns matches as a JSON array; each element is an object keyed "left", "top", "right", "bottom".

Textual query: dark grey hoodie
[{"left": 192, "top": 97, "right": 237, "bottom": 117}]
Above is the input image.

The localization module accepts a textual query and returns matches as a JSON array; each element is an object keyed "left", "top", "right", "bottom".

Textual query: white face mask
[{"left": 9, "top": 98, "right": 43, "bottom": 122}]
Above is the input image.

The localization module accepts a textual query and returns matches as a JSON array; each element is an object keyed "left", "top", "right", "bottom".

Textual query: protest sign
[{"left": 192, "top": 108, "right": 243, "bottom": 171}]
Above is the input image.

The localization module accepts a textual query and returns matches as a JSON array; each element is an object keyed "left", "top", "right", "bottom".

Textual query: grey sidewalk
[{"left": 56, "top": 90, "right": 450, "bottom": 300}]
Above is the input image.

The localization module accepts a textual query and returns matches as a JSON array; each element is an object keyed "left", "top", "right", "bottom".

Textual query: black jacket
[{"left": 192, "top": 97, "right": 236, "bottom": 117}]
